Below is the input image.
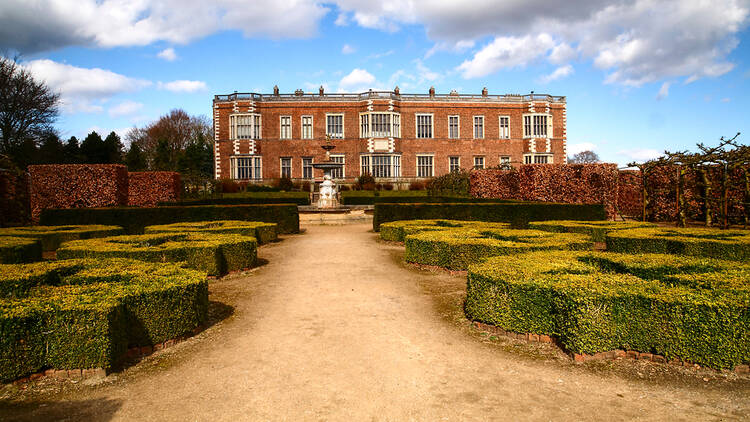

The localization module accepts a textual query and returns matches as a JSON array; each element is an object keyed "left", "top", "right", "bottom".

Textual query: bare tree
[
  {"left": 568, "top": 150, "right": 600, "bottom": 164},
  {"left": 0, "top": 56, "right": 59, "bottom": 160}
]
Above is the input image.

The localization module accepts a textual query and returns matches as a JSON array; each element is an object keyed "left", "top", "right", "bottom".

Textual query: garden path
[{"left": 2, "top": 223, "right": 748, "bottom": 421}]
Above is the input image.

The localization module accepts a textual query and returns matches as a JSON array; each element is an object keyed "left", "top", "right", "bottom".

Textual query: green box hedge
[
  {"left": 0, "top": 225, "right": 124, "bottom": 251},
  {"left": 380, "top": 219, "right": 511, "bottom": 242},
  {"left": 168, "top": 191, "right": 310, "bottom": 206},
  {"left": 0, "top": 237, "right": 43, "bottom": 264},
  {"left": 57, "top": 232, "right": 257, "bottom": 276},
  {"left": 404, "top": 228, "right": 592, "bottom": 270},
  {"left": 145, "top": 220, "right": 278, "bottom": 244},
  {"left": 528, "top": 220, "right": 656, "bottom": 242},
  {"left": 39, "top": 204, "right": 299, "bottom": 234},
  {"left": 373, "top": 202, "right": 607, "bottom": 231},
  {"left": 0, "top": 259, "right": 207, "bottom": 381},
  {"left": 606, "top": 227, "right": 750, "bottom": 261},
  {"left": 465, "top": 251, "right": 750, "bottom": 369}
]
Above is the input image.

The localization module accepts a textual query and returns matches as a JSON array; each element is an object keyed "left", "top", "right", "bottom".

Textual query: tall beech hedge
[
  {"left": 606, "top": 227, "right": 750, "bottom": 261},
  {"left": 0, "top": 225, "right": 124, "bottom": 251},
  {"left": 470, "top": 164, "right": 620, "bottom": 219},
  {"left": 57, "top": 232, "right": 257, "bottom": 276},
  {"left": 0, "top": 259, "right": 208, "bottom": 381},
  {"left": 40, "top": 204, "right": 299, "bottom": 234},
  {"left": 372, "top": 202, "right": 606, "bottom": 231},
  {"left": 0, "top": 237, "right": 42, "bottom": 264},
  {"left": 128, "top": 172, "right": 181, "bottom": 207},
  {"left": 28, "top": 164, "right": 129, "bottom": 223},
  {"left": 145, "top": 220, "right": 278, "bottom": 244},
  {"left": 466, "top": 251, "right": 750, "bottom": 369},
  {"left": 404, "top": 228, "right": 592, "bottom": 270}
]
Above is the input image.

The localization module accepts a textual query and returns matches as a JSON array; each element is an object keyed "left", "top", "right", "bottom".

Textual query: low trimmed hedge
[
  {"left": 168, "top": 191, "right": 310, "bottom": 206},
  {"left": 404, "top": 228, "right": 592, "bottom": 270},
  {"left": 145, "top": 220, "right": 278, "bottom": 244},
  {"left": 465, "top": 251, "right": 750, "bottom": 369},
  {"left": 57, "top": 232, "right": 257, "bottom": 276},
  {"left": 0, "top": 237, "right": 42, "bottom": 264},
  {"left": 39, "top": 204, "right": 299, "bottom": 234},
  {"left": 0, "top": 225, "right": 124, "bottom": 251},
  {"left": 606, "top": 227, "right": 750, "bottom": 261},
  {"left": 380, "top": 220, "right": 511, "bottom": 242},
  {"left": 373, "top": 202, "right": 607, "bottom": 231},
  {"left": 0, "top": 259, "right": 208, "bottom": 381},
  {"left": 529, "top": 220, "right": 656, "bottom": 242}
]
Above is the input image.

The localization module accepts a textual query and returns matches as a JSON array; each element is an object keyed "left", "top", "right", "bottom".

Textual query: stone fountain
[{"left": 312, "top": 141, "right": 344, "bottom": 208}]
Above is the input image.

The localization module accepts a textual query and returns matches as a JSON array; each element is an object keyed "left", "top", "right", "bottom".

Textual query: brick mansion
[{"left": 212, "top": 87, "right": 567, "bottom": 182}]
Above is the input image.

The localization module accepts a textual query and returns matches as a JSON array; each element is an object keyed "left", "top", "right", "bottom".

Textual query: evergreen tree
[
  {"left": 178, "top": 134, "right": 213, "bottom": 178},
  {"left": 103, "top": 131, "right": 124, "bottom": 163},
  {"left": 80, "top": 131, "right": 105, "bottom": 163},
  {"left": 125, "top": 142, "right": 147, "bottom": 171},
  {"left": 63, "top": 136, "right": 82, "bottom": 163},
  {"left": 37, "top": 132, "right": 65, "bottom": 164},
  {"left": 153, "top": 138, "right": 172, "bottom": 170}
]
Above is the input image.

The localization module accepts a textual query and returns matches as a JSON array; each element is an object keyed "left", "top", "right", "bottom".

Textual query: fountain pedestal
[{"left": 312, "top": 142, "right": 344, "bottom": 209}]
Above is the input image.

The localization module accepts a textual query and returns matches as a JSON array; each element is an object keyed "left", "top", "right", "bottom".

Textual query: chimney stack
[
  {"left": 482, "top": 87, "right": 488, "bottom": 97},
  {"left": 429, "top": 86, "right": 435, "bottom": 98},
  {"left": 394, "top": 86, "right": 400, "bottom": 95},
  {"left": 273, "top": 85, "right": 279, "bottom": 96},
  {"left": 319, "top": 85, "right": 325, "bottom": 96}
]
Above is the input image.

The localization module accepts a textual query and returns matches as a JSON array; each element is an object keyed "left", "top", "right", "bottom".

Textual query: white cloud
[
  {"left": 367, "top": 50, "right": 395, "bottom": 60},
  {"left": 24, "top": 59, "right": 150, "bottom": 114},
  {"left": 656, "top": 82, "right": 671, "bottom": 100},
  {"left": 157, "top": 47, "right": 177, "bottom": 61},
  {"left": 539, "top": 65, "right": 574, "bottom": 83},
  {"left": 0, "top": 0, "right": 328, "bottom": 53},
  {"left": 158, "top": 80, "right": 208, "bottom": 93},
  {"left": 341, "top": 44, "right": 356, "bottom": 54},
  {"left": 338, "top": 68, "right": 377, "bottom": 92},
  {"left": 618, "top": 148, "right": 662, "bottom": 162},
  {"left": 335, "top": 12, "right": 349, "bottom": 26},
  {"left": 458, "top": 34, "right": 557, "bottom": 78},
  {"left": 108, "top": 100, "right": 143, "bottom": 118},
  {"left": 721, "top": 97, "right": 731, "bottom": 103},
  {"left": 424, "top": 39, "right": 475, "bottom": 59},
  {"left": 336, "top": 0, "right": 749, "bottom": 86},
  {"left": 568, "top": 142, "right": 598, "bottom": 155}
]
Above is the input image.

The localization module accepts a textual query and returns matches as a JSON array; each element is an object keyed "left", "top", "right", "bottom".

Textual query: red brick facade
[{"left": 213, "top": 89, "right": 567, "bottom": 183}]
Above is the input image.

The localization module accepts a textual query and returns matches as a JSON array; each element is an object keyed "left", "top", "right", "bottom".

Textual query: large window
[
  {"left": 499, "top": 156, "right": 511, "bottom": 169},
  {"left": 360, "top": 154, "right": 401, "bottom": 178},
  {"left": 301, "top": 116, "right": 313, "bottom": 139},
  {"left": 523, "top": 114, "right": 551, "bottom": 138},
  {"left": 359, "top": 112, "right": 400, "bottom": 138},
  {"left": 499, "top": 116, "right": 510, "bottom": 139},
  {"left": 280, "top": 157, "right": 292, "bottom": 178},
  {"left": 302, "top": 157, "right": 313, "bottom": 179},
  {"left": 449, "top": 156, "right": 460, "bottom": 172},
  {"left": 448, "top": 115, "right": 459, "bottom": 139},
  {"left": 473, "top": 116, "right": 484, "bottom": 139},
  {"left": 280, "top": 116, "right": 291, "bottom": 139},
  {"left": 231, "top": 156, "right": 262, "bottom": 180},
  {"left": 416, "top": 114, "right": 433, "bottom": 138},
  {"left": 326, "top": 114, "right": 344, "bottom": 139},
  {"left": 330, "top": 154, "right": 345, "bottom": 179},
  {"left": 474, "top": 156, "right": 485, "bottom": 169},
  {"left": 524, "top": 154, "right": 553, "bottom": 164},
  {"left": 416, "top": 155, "right": 434, "bottom": 178},
  {"left": 230, "top": 114, "right": 261, "bottom": 140}
]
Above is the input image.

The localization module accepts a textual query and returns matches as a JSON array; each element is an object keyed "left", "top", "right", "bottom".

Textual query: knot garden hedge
[
  {"left": 383, "top": 218, "right": 750, "bottom": 369},
  {"left": 145, "top": 220, "right": 278, "bottom": 245},
  {"left": 57, "top": 232, "right": 259, "bottom": 276},
  {"left": 0, "top": 259, "right": 208, "bottom": 382}
]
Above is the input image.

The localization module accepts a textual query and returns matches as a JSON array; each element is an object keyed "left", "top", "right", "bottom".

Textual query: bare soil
[{"left": 1, "top": 223, "right": 748, "bottom": 421}]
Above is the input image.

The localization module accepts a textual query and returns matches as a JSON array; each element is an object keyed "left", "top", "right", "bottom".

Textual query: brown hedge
[
  {"left": 128, "top": 171, "right": 181, "bottom": 207},
  {"left": 471, "top": 164, "right": 620, "bottom": 219},
  {"left": 28, "top": 164, "right": 128, "bottom": 223}
]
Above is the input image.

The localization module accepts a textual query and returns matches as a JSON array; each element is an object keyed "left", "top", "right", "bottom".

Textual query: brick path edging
[
  {"left": 472, "top": 321, "right": 749, "bottom": 374},
  {"left": 10, "top": 325, "right": 205, "bottom": 386}
]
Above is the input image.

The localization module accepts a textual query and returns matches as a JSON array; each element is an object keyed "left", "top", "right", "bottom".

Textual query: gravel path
[{"left": 1, "top": 223, "right": 748, "bottom": 421}]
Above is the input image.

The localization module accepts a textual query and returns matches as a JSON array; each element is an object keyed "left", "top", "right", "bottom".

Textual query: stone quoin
[{"left": 212, "top": 88, "right": 567, "bottom": 183}]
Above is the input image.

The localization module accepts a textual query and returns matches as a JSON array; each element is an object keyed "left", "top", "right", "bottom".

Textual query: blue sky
[{"left": 2, "top": 0, "right": 749, "bottom": 166}]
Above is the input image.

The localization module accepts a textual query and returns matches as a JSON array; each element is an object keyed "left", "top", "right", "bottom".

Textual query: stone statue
[{"left": 318, "top": 174, "right": 337, "bottom": 208}]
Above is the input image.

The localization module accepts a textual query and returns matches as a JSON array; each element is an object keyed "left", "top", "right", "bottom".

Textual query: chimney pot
[
  {"left": 429, "top": 86, "right": 435, "bottom": 98},
  {"left": 319, "top": 85, "right": 325, "bottom": 96},
  {"left": 273, "top": 85, "right": 279, "bottom": 96}
]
